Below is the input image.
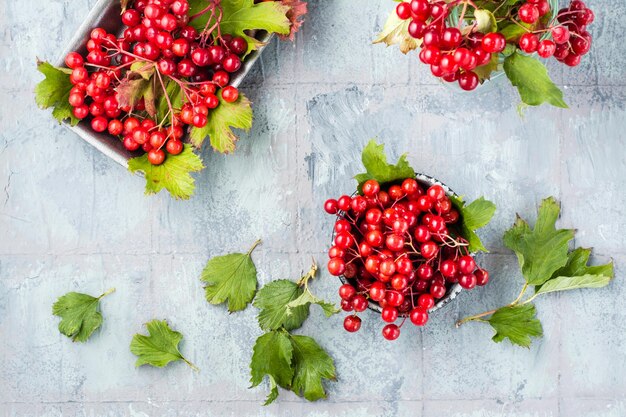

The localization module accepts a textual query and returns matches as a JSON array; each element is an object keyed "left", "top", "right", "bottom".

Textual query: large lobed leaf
[
  {"left": 503, "top": 197, "right": 575, "bottom": 285},
  {"left": 289, "top": 334, "right": 336, "bottom": 402},
  {"left": 52, "top": 289, "right": 114, "bottom": 342},
  {"left": 254, "top": 280, "right": 310, "bottom": 331},
  {"left": 503, "top": 52, "right": 568, "bottom": 108},
  {"left": 354, "top": 140, "right": 415, "bottom": 192},
  {"left": 127, "top": 144, "right": 204, "bottom": 200},
  {"left": 189, "top": 0, "right": 291, "bottom": 56},
  {"left": 189, "top": 91, "right": 253, "bottom": 153},
  {"left": 488, "top": 304, "right": 543, "bottom": 348},
  {"left": 250, "top": 330, "right": 295, "bottom": 404},
  {"left": 200, "top": 240, "right": 260, "bottom": 312},
  {"left": 130, "top": 319, "right": 196, "bottom": 369},
  {"left": 35, "top": 61, "right": 79, "bottom": 126}
]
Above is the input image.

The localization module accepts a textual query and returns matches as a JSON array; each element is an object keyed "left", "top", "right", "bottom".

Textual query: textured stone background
[{"left": 1, "top": 0, "right": 625, "bottom": 416}]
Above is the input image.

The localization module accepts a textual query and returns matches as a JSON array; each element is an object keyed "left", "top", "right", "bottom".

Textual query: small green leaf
[
  {"left": 189, "top": 91, "right": 253, "bottom": 152},
  {"left": 488, "top": 304, "right": 543, "bottom": 348},
  {"left": 250, "top": 330, "right": 294, "bottom": 404},
  {"left": 156, "top": 80, "right": 183, "bottom": 122},
  {"left": 200, "top": 240, "right": 261, "bottom": 312},
  {"left": 450, "top": 195, "right": 496, "bottom": 253},
  {"left": 373, "top": 12, "right": 420, "bottom": 54},
  {"left": 473, "top": 9, "right": 497, "bottom": 33},
  {"left": 35, "top": 61, "right": 79, "bottom": 126},
  {"left": 500, "top": 22, "right": 533, "bottom": 41},
  {"left": 52, "top": 288, "right": 115, "bottom": 342},
  {"left": 354, "top": 140, "right": 415, "bottom": 192},
  {"left": 289, "top": 334, "right": 336, "bottom": 402},
  {"left": 127, "top": 144, "right": 204, "bottom": 200},
  {"left": 130, "top": 319, "right": 197, "bottom": 370},
  {"left": 504, "top": 52, "right": 568, "bottom": 108},
  {"left": 254, "top": 280, "right": 309, "bottom": 331},
  {"left": 503, "top": 197, "right": 575, "bottom": 285}
]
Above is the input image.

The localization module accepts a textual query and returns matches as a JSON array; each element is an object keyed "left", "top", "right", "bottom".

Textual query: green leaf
[
  {"left": 35, "top": 61, "right": 79, "bottom": 126},
  {"left": 289, "top": 334, "right": 336, "bottom": 402},
  {"left": 157, "top": 79, "right": 183, "bottom": 123},
  {"left": 503, "top": 52, "right": 568, "bottom": 108},
  {"left": 499, "top": 22, "right": 533, "bottom": 41},
  {"left": 254, "top": 280, "right": 309, "bottom": 331},
  {"left": 285, "top": 289, "right": 339, "bottom": 319},
  {"left": 250, "top": 330, "right": 294, "bottom": 404},
  {"left": 189, "top": 0, "right": 290, "bottom": 56},
  {"left": 551, "top": 247, "right": 614, "bottom": 279},
  {"left": 127, "top": 144, "right": 204, "bottom": 200},
  {"left": 189, "top": 90, "right": 253, "bottom": 152},
  {"left": 373, "top": 12, "right": 420, "bottom": 54},
  {"left": 488, "top": 304, "right": 543, "bottom": 348},
  {"left": 354, "top": 140, "right": 415, "bottom": 192},
  {"left": 535, "top": 274, "right": 613, "bottom": 296},
  {"left": 503, "top": 197, "right": 575, "bottom": 285},
  {"left": 130, "top": 319, "right": 197, "bottom": 370},
  {"left": 473, "top": 52, "right": 500, "bottom": 81},
  {"left": 52, "top": 288, "right": 115, "bottom": 342},
  {"left": 200, "top": 240, "right": 261, "bottom": 312},
  {"left": 450, "top": 195, "right": 496, "bottom": 253},
  {"left": 473, "top": 9, "right": 497, "bottom": 34}
]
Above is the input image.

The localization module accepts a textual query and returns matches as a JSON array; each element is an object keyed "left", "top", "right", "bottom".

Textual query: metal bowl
[
  {"left": 54, "top": 0, "right": 273, "bottom": 168},
  {"left": 335, "top": 173, "right": 464, "bottom": 315}
]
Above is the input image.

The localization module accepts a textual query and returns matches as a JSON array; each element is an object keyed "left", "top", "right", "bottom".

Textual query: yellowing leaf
[
  {"left": 127, "top": 144, "right": 204, "bottom": 200},
  {"left": 35, "top": 61, "right": 79, "bottom": 126},
  {"left": 130, "top": 319, "right": 197, "bottom": 370},
  {"left": 504, "top": 52, "right": 568, "bottom": 108},
  {"left": 52, "top": 288, "right": 115, "bottom": 342},
  {"left": 488, "top": 304, "right": 543, "bottom": 348},
  {"left": 373, "top": 12, "right": 420, "bottom": 54},
  {"left": 473, "top": 9, "right": 497, "bottom": 34},
  {"left": 189, "top": 90, "right": 253, "bottom": 152},
  {"left": 200, "top": 239, "right": 261, "bottom": 312},
  {"left": 503, "top": 197, "right": 575, "bottom": 285}
]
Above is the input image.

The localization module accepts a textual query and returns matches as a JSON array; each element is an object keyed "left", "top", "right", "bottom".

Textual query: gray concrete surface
[{"left": 1, "top": 0, "right": 625, "bottom": 416}]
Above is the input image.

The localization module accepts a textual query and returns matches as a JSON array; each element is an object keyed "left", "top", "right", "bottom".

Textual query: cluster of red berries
[
  {"left": 64, "top": 0, "right": 247, "bottom": 165},
  {"left": 395, "top": 0, "right": 594, "bottom": 90},
  {"left": 324, "top": 178, "right": 489, "bottom": 341}
]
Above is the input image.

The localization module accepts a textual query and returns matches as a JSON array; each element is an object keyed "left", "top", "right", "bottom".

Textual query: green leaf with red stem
[{"left": 189, "top": 90, "right": 253, "bottom": 153}]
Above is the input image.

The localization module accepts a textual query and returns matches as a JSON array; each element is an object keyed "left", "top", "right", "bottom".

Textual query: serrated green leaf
[
  {"left": 130, "top": 319, "right": 196, "bottom": 369},
  {"left": 52, "top": 288, "right": 114, "bottom": 342},
  {"left": 535, "top": 274, "right": 612, "bottom": 296},
  {"left": 450, "top": 195, "right": 496, "bottom": 253},
  {"left": 189, "top": 90, "right": 253, "bottom": 152},
  {"left": 551, "top": 247, "right": 614, "bottom": 279},
  {"left": 289, "top": 334, "right": 336, "bottom": 402},
  {"left": 503, "top": 197, "right": 575, "bottom": 285},
  {"left": 504, "top": 52, "right": 568, "bottom": 108},
  {"left": 285, "top": 289, "right": 340, "bottom": 319},
  {"left": 250, "top": 330, "right": 294, "bottom": 403},
  {"left": 373, "top": 12, "right": 420, "bottom": 54},
  {"left": 474, "top": 9, "right": 497, "bottom": 33},
  {"left": 488, "top": 304, "right": 543, "bottom": 348},
  {"left": 200, "top": 240, "right": 260, "bottom": 312},
  {"left": 35, "top": 61, "right": 79, "bottom": 126},
  {"left": 254, "top": 280, "right": 309, "bottom": 331},
  {"left": 127, "top": 144, "right": 204, "bottom": 200},
  {"left": 500, "top": 22, "right": 533, "bottom": 41},
  {"left": 354, "top": 140, "right": 415, "bottom": 192},
  {"left": 189, "top": 0, "right": 290, "bottom": 56}
]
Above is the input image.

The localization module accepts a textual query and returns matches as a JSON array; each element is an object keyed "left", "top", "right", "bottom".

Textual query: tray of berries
[
  {"left": 324, "top": 141, "right": 496, "bottom": 340},
  {"left": 375, "top": 0, "right": 595, "bottom": 108},
  {"left": 36, "top": 0, "right": 307, "bottom": 199}
]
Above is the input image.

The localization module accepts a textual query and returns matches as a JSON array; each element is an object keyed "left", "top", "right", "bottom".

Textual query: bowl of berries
[
  {"left": 36, "top": 0, "right": 307, "bottom": 199},
  {"left": 375, "top": 0, "right": 595, "bottom": 108},
  {"left": 323, "top": 141, "right": 495, "bottom": 340}
]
